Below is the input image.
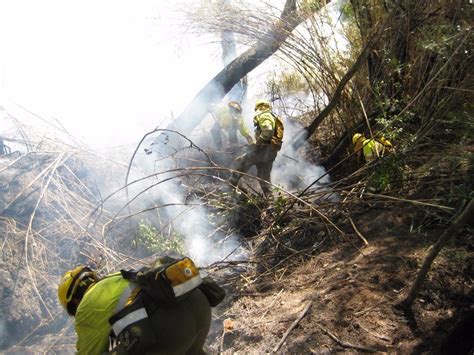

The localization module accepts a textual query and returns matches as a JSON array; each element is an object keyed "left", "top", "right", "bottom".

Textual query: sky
[
  {"left": 0, "top": 0, "right": 225, "bottom": 149},
  {"left": 0, "top": 0, "right": 347, "bottom": 151}
]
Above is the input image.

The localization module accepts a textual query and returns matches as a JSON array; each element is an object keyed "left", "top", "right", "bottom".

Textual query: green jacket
[
  {"left": 253, "top": 109, "right": 275, "bottom": 144},
  {"left": 75, "top": 273, "right": 129, "bottom": 355}
]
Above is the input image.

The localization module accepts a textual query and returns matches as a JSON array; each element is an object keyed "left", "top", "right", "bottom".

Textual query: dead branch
[
  {"left": 272, "top": 301, "right": 312, "bottom": 353},
  {"left": 24, "top": 152, "right": 68, "bottom": 319},
  {"left": 348, "top": 215, "right": 369, "bottom": 246},
  {"left": 316, "top": 323, "right": 382, "bottom": 353},
  {"left": 292, "top": 21, "right": 386, "bottom": 150},
  {"left": 355, "top": 321, "right": 392, "bottom": 343},
  {"left": 398, "top": 198, "right": 474, "bottom": 307}
]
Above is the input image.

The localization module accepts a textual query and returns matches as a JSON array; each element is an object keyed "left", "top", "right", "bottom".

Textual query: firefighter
[
  {"left": 211, "top": 101, "right": 253, "bottom": 150},
  {"left": 352, "top": 133, "right": 393, "bottom": 163},
  {"left": 57, "top": 264, "right": 212, "bottom": 355},
  {"left": 229, "top": 99, "right": 284, "bottom": 196}
]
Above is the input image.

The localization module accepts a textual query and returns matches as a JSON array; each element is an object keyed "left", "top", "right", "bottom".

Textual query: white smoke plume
[{"left": 272, "top": 118, "right": 329, "bottom": 192}]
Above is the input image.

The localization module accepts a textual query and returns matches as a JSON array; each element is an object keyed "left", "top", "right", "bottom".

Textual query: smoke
[
  {"left": 122, "top": 134, "right": 247, "bottom": 266},
  {"left": 121, "top": 88, "right": 331, "bottom": 267},
  {"left": 0, "top": 0, "right": 332, "bottom": 268},
  {"left": 116, "top": 89, "right": 248, "bottom": 266},
  {"left": 0, "top": 317, "right": 6, "bottom": 348},
  {"left": 272, "top": 118, "right": 329, "bottom": 192}
]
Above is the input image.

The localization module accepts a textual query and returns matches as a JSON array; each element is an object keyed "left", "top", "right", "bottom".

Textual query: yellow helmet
[
  {"left": 352, "top": 133, "right": 363, "bottom": 145},
  {"left": 57, "top": 266, "right": 98, "bottom": 316},
  {"left": 255, "top": 99, "right": 271, "bottom": 111},
  {"left": 228, "top": 101, "right": 242, "bottom": 113}
]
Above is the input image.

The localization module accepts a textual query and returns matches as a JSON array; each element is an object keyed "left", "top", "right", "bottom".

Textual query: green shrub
[{"left": 133, "top": 219, "right": 186, "bottom": 255}]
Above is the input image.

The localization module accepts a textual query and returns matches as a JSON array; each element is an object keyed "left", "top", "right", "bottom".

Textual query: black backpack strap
[{"left": 120, "top": 269, "right": 138, "bottom": 282}]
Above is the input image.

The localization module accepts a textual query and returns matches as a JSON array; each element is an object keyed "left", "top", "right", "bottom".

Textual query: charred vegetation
[{"left": 0, "top": 0, "right": 472, "bottom": 353}]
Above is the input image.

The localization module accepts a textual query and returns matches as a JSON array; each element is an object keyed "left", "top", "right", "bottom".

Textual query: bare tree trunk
[
  {"left": 399, "top": 198, "right": 474, "bottom": 308},
  {"left": 160, "top": 0, "right": 315, "bottom": 138},
  {"left": 220, "top": 0, "right": 246, "bottom": 103}
]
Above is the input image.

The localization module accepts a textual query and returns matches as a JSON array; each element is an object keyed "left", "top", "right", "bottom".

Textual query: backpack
[
  {"left": 271, "top": 113, "right": 284, "bottom": 150},
  {"left": 120, "top": 256, "right": 225, "bottom": 307}
]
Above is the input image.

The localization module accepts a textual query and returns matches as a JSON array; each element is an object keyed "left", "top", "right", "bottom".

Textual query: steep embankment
[
  {"left": 207, "top": 207, "right": 473, "bottom": 353},
  {"left": 1, "top": 148, "right": 472, "bottom": 354},
  {"left": 0, "top": 151, "right": 111, "bottom": 352}
]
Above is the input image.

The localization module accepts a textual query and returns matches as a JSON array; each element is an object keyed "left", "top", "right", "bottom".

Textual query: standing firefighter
[
  {"left": 229, "top": 99, "right": 284, "bottom": 196},
  {"left": 352, "top": 133, "right": 393, "bottom": 163},
  {"left": 57, "top": 256, "right": 225, "bottom": 354},
  {"left": 211, "top": 101, "right": 253, "bottom": 150}
]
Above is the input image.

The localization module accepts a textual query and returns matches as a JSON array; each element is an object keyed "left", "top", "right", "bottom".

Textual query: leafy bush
[{"left": 133, "top": 219, "right": 186, "bottom": 255}]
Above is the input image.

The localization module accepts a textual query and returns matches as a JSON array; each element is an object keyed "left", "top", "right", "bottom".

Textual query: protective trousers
[
  {"left": 229, "top": 144, "right": 278, "bottom": 196},
  {"left": 109, "top": 288, "right": 211, "bottom": 355},
  {"left": 211, "top": 122, "right": 238, "bottom": 150}
]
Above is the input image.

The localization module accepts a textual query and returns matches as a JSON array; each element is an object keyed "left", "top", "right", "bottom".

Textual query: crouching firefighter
[
  {"left": 352, "top": 133, "right": 393, "bottom": 163},
  {"left": 57, "top": 256, "right": 226, "bottom": 354}
]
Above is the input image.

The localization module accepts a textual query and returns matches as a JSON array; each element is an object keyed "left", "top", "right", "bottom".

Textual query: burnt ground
[
  {"left": 205, "top": 209, "right": 473, "bottom": 354},
  {"left": 1, "top": 151, "right": 473, "bottom": 354},
  {"left": 3, "top": 211, "right": 472, "bottom": 354}
]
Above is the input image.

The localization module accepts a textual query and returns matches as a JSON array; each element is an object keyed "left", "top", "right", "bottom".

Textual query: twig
[
  {"left": 220, "top": 328, "right": 226, "bottom": 353},
  {"left": 316, "top": 323, "right": 381, "bottom": 353},
  {"left": 356, "top": 321, "right": 392, "bottom": 342},
  {"left": 24, "top": 152, "right": 68, "bottom": 320},
  {"left": 258, "top": 288, "right": 284, "bottom": 322},
  {"left": 348, "top": 215, "right": 369, "bottom": 246},
  {"left": 0, "top": 153, "right": 26, "bottom": 174},
  {"left": 364, "top": 192, "right": 454, "bottom": 211},
  {"left": 354, "top": 296, "right": 386, "bottom": 316},
  {"left": 272, "top": 301, "right": 312, "bottom": 353}
]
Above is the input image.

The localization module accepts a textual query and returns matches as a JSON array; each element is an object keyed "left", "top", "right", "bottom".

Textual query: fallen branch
[
  {"left": 348, "top": 215, "right": 369, "bottom": 246},
  {"left": 356, "top": 321, "right": 392, "bottom": 343},
  {"left": 316, "top": 323, "right": 381, "bottom": 353},
  {"left": 354, "top": 296, "right": 385, "bottom": 316},
  {"left": 272, "top": 301, "right": 312, "bottom": 353},
  {"left": 398, "top": 198, "right": 474, "bottom": 307},
  {"left": 364, "top": 192, "right": 455, "bottom": 211}
]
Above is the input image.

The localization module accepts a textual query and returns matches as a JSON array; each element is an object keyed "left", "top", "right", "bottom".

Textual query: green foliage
[
  {"left": 133, "top": 219, "right": 186, "bottom": 255},
  {"left": 375, "top": 110, "right": 416, "bottom": 145},
  {"left": 444, "top": 249, "right": 469, "bottom": 264},
  {"left": 340, "top": 2, "right": 354, "bottom": 20},
  {"left": 368, "top": 155, "right": 405, "bottom": 192},
  {"left": 266, "top": 70, "right": 309, "bottom": 98},
  {"left": 301, "top": 0, "right": 323, "bottom": 14},
  {"left": 273, "top": 191, "right": 289, "bottom": 218},
  {"left": 207, "top": 190, "right": 236, "bottom": 225},
  {"left": 418, "top": 24, "right": 463, "bottom": 58}
]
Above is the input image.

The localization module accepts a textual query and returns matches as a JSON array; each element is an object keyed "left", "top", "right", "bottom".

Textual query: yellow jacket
[
  {"left": 253, "top": 109, "right": 275, "bottom": 143},
  {"left": 355, "top": 137, "right": 392, "bottom": 162},
  {"left": 74, "top": 273, "right": 129, "bottom": 355},
  {"left": 214, "top": 105, "right": 252, "bottom": 141}
]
